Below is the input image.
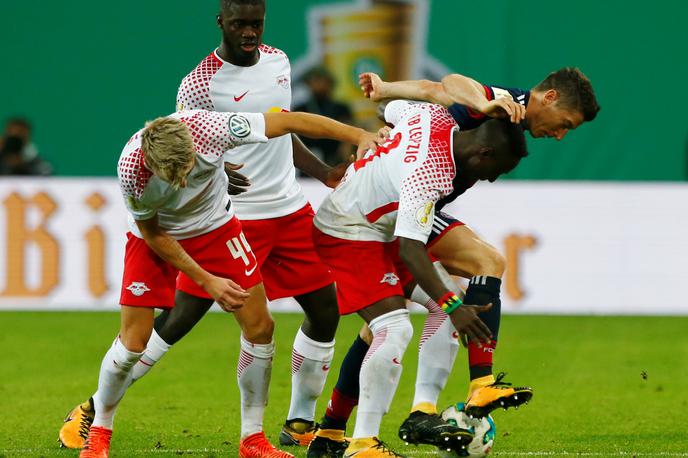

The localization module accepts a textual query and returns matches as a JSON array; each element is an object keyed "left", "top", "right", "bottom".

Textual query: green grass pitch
[{"left": 1, "top": 312, "right": 686, "bottom": 457}]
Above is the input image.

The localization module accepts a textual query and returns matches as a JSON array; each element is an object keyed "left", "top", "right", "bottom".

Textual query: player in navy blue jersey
[{"left": 306, "top": 68, "right": 599, "bottom": 457}]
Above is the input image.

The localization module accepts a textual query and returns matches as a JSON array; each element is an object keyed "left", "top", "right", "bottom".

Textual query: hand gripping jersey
[
  {"left": 313, "top": 101, "right": 458, "bottom": 244},
  {"left": 176, "top": 45, "right": 304, "bottom": 220},
  {"left": 117, "top": 110, "right": 267, "bottom": 240},
  {"left": 448, "top": 85, "right": 529, "bottom": 130}
]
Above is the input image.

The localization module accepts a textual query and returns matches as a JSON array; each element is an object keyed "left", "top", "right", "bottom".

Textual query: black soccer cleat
[{"left": 397, "top": 411, "right": 473, "bottom": 452}]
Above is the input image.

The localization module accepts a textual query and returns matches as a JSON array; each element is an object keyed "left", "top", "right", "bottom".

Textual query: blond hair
[{"left": 141, "top": 117, "right": 195, "bottom": 189}]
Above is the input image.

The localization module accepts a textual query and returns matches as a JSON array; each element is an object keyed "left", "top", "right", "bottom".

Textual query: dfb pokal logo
[{"left": 228, "top": 114, "right": 251, "bottom": 138}]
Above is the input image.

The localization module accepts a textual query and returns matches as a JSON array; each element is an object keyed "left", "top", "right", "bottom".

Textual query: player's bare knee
[
  {"left": 119, "top": 334, "right": 148, "bottom": 353},
  {"left": 478, "top": 247, "right": 506, "bottom": 278},
  {"left": 304, "top": 301, "right": 339, "bottom": 332},
  {"left": 243, "top": 315, "right": 275, "bottom": 344}
]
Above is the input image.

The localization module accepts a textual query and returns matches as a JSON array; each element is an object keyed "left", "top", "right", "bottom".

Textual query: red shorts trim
[
  {"left": 119, "top": 217, "right": 262, "bottom": 308},
  {"left": 241, "top": 204, "right": 333, "bottom": 301},
  {"left": 311, "top": 227, "right": 412, "bottom": 315}
]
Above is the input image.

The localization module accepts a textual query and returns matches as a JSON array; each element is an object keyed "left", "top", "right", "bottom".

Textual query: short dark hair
[
  {"left": 477, "top": 119, "right": 529, "bottom": 159},
  {"left": 534, "top": 67, "right": 600, "bottom": 122},
  {"left": 220, "top": 0, "right": 265, "bottom": 12}
]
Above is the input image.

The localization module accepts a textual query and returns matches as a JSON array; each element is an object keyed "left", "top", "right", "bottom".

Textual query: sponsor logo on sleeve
[
  {"left": 415, "top": 201, "right": 435, "bottom": 229},
  {"left": 228, "top": 114, "right": 251, "bottom": 138}
]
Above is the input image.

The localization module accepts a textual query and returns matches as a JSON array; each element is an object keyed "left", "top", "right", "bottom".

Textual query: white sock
[
  {"left": 409, "top": 265, "right": 462, "bottom": 410},
  {"left": 353, "top": 309, "right": 413, "bottom": 439},
  {"left": 92, "top": 337, "right": 143, "bottom": 429},
  {"left": 287, "top": 328, "right": 335, "bottom": 422},
  {"left": 237, "top": 335, "right": 274, "bottom": 438},
  {"left": 411, "top": 292, "right": 459, "bottom": 409},
  {"left": 130, "top": 329, "right": 171, "bottom": 383}
]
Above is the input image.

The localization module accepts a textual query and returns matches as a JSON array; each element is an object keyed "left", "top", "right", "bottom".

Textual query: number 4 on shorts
[{"left": 226, "top": 232, "right": 254, "bottom": 267}]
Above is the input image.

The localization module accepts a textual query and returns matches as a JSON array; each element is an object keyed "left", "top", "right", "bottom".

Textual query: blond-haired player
[{"left": 71, "top": 109, "right": 382, "bottom": 458}]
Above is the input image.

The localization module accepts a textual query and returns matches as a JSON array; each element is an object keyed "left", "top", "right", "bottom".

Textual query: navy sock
[{"left": 465, "top": 276, "right": 501, "bottom": 380}]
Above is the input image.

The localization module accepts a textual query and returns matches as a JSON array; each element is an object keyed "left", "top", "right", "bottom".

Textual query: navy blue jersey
[{"left": 447, "top": 85, "right": 530, "bottom": 130}]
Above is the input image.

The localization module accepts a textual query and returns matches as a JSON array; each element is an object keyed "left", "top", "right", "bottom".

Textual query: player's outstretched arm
[
  {"left": 291, "top": 134, "right": 351, "bottom": 188},
  {"left": 441, "top": 74, "right": 526, "bottom": 123},
  {"left": 440, "top": 73, "right": 488, "bottom": 110},
  {"left": 398, "top": 236, "right": 493, "bottom": 344},
  {"left": 263, "top": 111, "right": 383, "bottom": 156},
  {"left": 359, "top": 72, "right": 454, "bottom": 106},
  {"left": 135, "top": 216, "right": 249, "bottom": 311}
]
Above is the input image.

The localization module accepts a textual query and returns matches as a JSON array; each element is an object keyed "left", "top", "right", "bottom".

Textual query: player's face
[
  {"left": 218, "top": 4, "right": 265, "bottom": 64},
  {"left": 528, "top": 90, "right": 585, "bottom": 140},
  {"left": 467, "top": 151, "right": 520, "bottom": 182},
  {"left": 529, "top": 103, "right": 584, "bottom": 140}
]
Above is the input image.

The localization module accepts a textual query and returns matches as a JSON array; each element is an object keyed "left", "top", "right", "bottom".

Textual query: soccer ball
[{"left": 439, "top": 402, "right": 496, "bottom": 457}]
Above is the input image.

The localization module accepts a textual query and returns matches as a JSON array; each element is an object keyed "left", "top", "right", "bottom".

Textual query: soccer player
[
  {"left": 177, "top": 0, "right": 352, "bottom": 446},
  {"left": 307, "top": 69, "right": 599, "bottom": 456},
  {"left": 66, "top": 109, "right": 382, "bottom": 458},
  {"left": 311, "top": 100, "right": 528, "bottom": 457},
  {"left": 362, "top": 67, "right": 600, "bottom": 409}
]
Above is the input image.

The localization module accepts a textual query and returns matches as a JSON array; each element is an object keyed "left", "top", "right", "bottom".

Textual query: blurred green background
[{"left": 2, "top": 0, "right": 687, "bottom": 179}]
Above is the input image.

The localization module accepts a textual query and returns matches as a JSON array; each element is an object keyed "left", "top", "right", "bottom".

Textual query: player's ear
[
  {"left": 217, "top": 14, "right": 223, "bottom": 28},
  {"left": 543, "top": 89, "right": 559, "bottom": 105}
]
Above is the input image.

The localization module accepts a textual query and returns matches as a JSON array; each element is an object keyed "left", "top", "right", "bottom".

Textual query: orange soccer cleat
[
  {"left": 239, "top": 431, "right": 295, "bottom": 458},
  {"left": 465, "top": 372, "right": 533, "bottom": 418},
  {"left": 344, "top": 437, "right": 406, "bottom": 457},
  {"left": 58, "top": 398, "right": 95, "bottom": 449},
  {"left": 79, "top": 426, "right": 112, "bottom": 458}
]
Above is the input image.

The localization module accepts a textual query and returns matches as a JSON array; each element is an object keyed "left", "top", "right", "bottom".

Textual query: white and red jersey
[
  {"left": 314, "top": 101, "right": 458, "bottom": 243},
  {"left": 176, "top": 45, "right": 304, "bottom": 220},
  {"left": 117, "top": 110, "right": 267, "bottom": 240}
]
